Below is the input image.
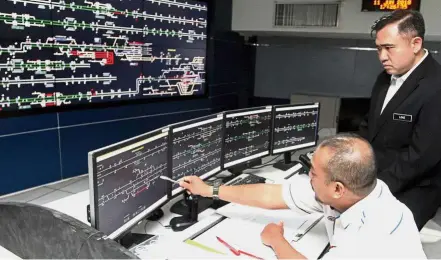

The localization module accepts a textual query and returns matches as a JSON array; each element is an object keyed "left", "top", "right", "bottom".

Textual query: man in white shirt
[
  {"left": 359, "top": 10, "right": 441, "bottom": 230},
  {"left": 179, "top": 134, "right": 426, "bottom": 259}
]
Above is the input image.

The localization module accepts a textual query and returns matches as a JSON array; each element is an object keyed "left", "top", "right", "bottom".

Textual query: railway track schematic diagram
[
  {"left": 0, "top": 0, "right": 207, "bottom": 111},
  {"left": 95, "top": 131, "right": 169, "bottom": 234},
  {"left": 272, "top": 104, "right": 319, "bottom": 153},
  {"left": 171, "top": 115, "right": 223, "bottom": 189},
  {"left": 224, "top": 108, "right": 272, "bottom": 168}
]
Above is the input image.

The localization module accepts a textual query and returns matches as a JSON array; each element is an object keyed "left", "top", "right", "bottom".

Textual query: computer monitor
[
  {"left": 271, "top": 103, "right": 320, "bottom": 171},
  {"left": 168, "top": 113, "right": 224, "bottom": 230},
  {"left": 337, "top": 97, "right": 371, "bottom": 133},
  {"left": 169, "top": 113, "right": 224, "bottom": 196},
  {"left": 88, "top": 128, "right": 169, "bottom": 244},
  {"left": 223, "top": 106, "right": 272, "bottom": 170}
]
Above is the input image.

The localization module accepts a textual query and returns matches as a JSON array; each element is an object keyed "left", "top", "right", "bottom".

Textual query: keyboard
[{"left": 225, "top": 173, "right": 266, "bottom": 186}]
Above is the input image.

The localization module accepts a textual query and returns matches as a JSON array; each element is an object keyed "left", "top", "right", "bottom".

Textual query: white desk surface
[
  {"left": 44, "top": 190, "right": 90, "bottom": 224},
  {"left": 0, "top": 246, "right": 21, "bottom": 260},
  {"left": 42, "top": 162, "right": 329, "bottom": 259}
]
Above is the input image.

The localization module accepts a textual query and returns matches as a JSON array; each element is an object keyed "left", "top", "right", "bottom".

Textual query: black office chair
[{"left": 0, "top": 202, "right": 139, "bottom": 259}]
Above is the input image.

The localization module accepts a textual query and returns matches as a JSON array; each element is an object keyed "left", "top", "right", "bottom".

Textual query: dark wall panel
[
  {"left": 255, "top": 44, "right": 357, "bottom": 98},
  {"left": 0, "top": 131, "right": 61, "bottom": 195},
  {"left": 255, "top": 37, "right": 441, "bottom": 99},
  {"left": 352, "top": 51, "right": 383, "bottom": 96},
  {"left": 0, "top": 114, "right": 58, "bottom": 136}
]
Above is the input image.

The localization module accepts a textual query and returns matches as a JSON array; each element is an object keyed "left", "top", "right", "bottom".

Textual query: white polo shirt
[{"left": 282, "top": 174, "right": 426, "bottom": 259}]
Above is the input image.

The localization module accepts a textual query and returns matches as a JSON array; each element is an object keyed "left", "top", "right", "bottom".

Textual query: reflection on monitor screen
[
  {"left": 170, "top": 114, "right": 223, "bottom": 196},
  {"left": 223, "top": 106, "right": 272, "bottom": 168},
  {"left": 89, "top": 128, "right": 169, "bottom": 239},
  {"left": 272, "top": 103, "right": 320, "bottom": 154}
]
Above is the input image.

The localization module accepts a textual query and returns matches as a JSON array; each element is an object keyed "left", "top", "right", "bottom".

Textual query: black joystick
[{"left": 170, "top": 193, "right": 200, "bottom": 232}]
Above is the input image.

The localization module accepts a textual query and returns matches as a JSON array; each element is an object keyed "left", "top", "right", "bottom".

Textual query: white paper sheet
[
  {"left": 216, "top": 203, "right": 320, "bottom": 233},
  {"left": 194, "top": 218, "right": 279, "bottom": 259}
]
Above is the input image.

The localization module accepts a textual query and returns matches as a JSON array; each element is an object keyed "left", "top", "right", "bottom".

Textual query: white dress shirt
[
  {"left": 282, "top": 174, "right": 426, "bottom": 259},
  {"left": 381, "top": 49, "right": 429, "bottom": 114}
]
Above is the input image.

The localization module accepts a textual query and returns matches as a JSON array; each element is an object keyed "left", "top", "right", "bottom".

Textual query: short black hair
[
  {"left": 318, "top": 133, "right": 377, "bottom": 197},
  {"left": 370, "top": 10, "right": 425, "bottom": 40}
]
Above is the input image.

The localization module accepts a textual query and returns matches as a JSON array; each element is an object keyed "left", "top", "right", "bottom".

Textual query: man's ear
[
  {"left": 412, "top": 37, "right": 423, "bottom": 53},
  {"left": 333, "top": 182, "right": 345, "bottom": 199}
]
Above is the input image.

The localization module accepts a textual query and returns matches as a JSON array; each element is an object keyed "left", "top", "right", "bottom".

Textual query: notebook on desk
[
  {"left": 192, "top": 209, "right": 323, "bottom": 259},
  {"left": 215, "top": 203, "right": 323, "bottom": 242}
]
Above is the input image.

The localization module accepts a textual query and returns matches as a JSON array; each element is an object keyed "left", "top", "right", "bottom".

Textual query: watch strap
[{"left": 212, "top": 182, "right": 220, "bottom": 200}]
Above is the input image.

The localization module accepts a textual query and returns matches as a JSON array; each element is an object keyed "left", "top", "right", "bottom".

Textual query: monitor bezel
[
  {"left": 222, "top": 106, "right": 273, "bottom": 169},
  {"left": 88, "top": 127, "right": 170, "bottom": 240},
  {"left": 270, "top": 102, "right": 320, "bottom": 155},
  {"left": 167, "top": 113, "right": 224, "bottom": 199}
]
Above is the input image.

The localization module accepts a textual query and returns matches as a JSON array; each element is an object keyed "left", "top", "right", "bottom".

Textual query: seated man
[{"left": 179, "top": 134, "right": 426, "bottom": 259}]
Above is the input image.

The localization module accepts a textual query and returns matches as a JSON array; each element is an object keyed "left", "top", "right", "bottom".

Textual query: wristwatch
[{"left": 212, "top": 180, "right": 221, "bottom": 200}]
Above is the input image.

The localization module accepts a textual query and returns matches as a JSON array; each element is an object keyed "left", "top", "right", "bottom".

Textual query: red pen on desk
[{"left": 216, "top": 236, "right": 264, "bottom": 259}]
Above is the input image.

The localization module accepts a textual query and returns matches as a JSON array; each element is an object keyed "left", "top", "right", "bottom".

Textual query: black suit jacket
[{"left": 360, "top": 54, "right": 441, "bottom": 194}]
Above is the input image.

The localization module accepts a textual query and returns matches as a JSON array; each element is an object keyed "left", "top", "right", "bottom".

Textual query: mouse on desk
[
  {"left": 174, "top": 221, "right": 194, "bottom": 230},
  {"left": 170, "top": 217, "right": 197, "bottom": 232}
]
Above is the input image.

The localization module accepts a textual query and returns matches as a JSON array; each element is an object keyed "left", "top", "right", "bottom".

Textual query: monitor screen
[
  {"left": 223, "top": 106, "right": 272, "bottom": 168},
  {"left": 169, "top": 114, "right": 223, "bottom": 196},
  {"left": 0, "top": 0, "right": 207, "bottom": 115},
  {"left": 271, "top": 103, "right": 320, "bottom": 154},
  {"left": 337, "top": 98, "right": 371, "bottom": 133},
  {"left": 88, "top": 128, "right": 169, "bottom": 239}
]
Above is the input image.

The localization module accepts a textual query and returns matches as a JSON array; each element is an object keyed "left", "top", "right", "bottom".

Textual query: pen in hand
[
  {"left": 159, "top": 175, "right": 180, "bottom": 184},
  {"left": 160, "top": 176, "right": 190, "bottom": 184}
]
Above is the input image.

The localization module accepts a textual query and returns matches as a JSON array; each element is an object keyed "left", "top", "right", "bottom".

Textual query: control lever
[{"left": 299, "top": 154, "right": 311, "bottom": 172}]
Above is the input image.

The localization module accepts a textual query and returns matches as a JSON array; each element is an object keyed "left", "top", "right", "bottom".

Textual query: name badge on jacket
[{"left": 393, "top": 113, "right": 412, "bottom": 122}]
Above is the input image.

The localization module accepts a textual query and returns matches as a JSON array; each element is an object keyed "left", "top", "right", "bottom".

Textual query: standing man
[{"left": 360, "top": 9, "right": 441, "bottom": 230}]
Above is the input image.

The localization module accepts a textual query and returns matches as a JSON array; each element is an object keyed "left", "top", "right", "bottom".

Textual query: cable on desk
[{"left": 158, "top": 221, "right": 171, "bottom": 229}]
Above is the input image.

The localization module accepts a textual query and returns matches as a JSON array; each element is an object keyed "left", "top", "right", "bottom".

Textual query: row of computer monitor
[{"left": 87, "top": 102, "right": 320, "bottom": 241}]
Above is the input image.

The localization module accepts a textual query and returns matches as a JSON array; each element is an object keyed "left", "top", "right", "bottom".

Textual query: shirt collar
[
  {"left": 338, "top": 180, "right": 384, "bottom": 228},
  {"left": 391, "top": 49, "right": 429, "bottom": 84}
]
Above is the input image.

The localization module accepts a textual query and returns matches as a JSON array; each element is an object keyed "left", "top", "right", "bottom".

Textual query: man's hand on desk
[
  {"left": 179, "top": 176, "right": 212, "bottom": 197},
  {"left": 261, "top": 222, "right": 306, "bottom": 259},
  {"left": 261, "top": 221, "right": 285, "bottom": 247}
]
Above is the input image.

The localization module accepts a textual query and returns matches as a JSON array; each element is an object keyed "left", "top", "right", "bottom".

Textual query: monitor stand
[
  {"left": 170, "top": 194, "right": 202, "bottom": 232},
  {"left": 273, "top": 152, "right": 299, "bottom": 171},
  {"left": 170, "top": 192, "right": 213, "bottom": 216},
  {"left": 227, "top": 158, "right": 262, "bottom": 176}
]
